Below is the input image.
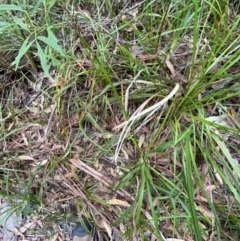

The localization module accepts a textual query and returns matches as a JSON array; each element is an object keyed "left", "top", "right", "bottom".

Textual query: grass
[{"left": 0, "top": 0, "right": 240, "bottom": 240}]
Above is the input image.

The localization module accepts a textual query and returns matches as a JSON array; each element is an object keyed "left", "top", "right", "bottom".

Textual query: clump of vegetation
[{"left": 0, "top": 0, "right": 240, "bottom": 240}]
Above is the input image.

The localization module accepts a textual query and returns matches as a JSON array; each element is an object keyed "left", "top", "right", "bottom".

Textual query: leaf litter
[{"left": 0, "top": 1, "right": 240, "bottom": 241}]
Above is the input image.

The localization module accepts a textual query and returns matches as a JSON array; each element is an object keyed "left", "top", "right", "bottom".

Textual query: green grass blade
[
  {"left": 0, "top": 4, "right": 23, "bottom": 11},
  {"left": 11, "top": 37, "right": 34, "bottom": 69},
  {"left": 36, "top": 41, "right": 50, "bottom": 76}
]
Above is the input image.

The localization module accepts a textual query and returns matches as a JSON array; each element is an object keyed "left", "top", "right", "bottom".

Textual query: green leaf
[
  {"left": 0, "top": 21, "right": 11, "bottom": 28},
  {"left": 37, "top": 35, "right": 65, "bottom": 56},
  {"left": 32, "top": 0, "right": 43, "bottom": 16},
  {"left": 47, "top": 27, "right": 58, "bottom": 43},
  {"left": 22, "top": 202, "right": 32, "bottom": 216},
  {"left": 11, "top": 36, "right": 34, "bottom": 69},
  {"left": 145, "top": 168, "right": 164, "bottom": 240},
  {"left": 153, "top": 128, "right": 191, "bottom": 152},
  {"left": 184, "top": 132, "right": 203, "bottom": 241},
  {"left": 47, "top": 0, "right": 57, "bottom": 11},
  {"left": 115, "top": 165, "right": 140, "bottom": 190},
  {"left": 0, "top": 4, "right": 23, "bottom": 11},
  {"left": 153, "top": 140, "right": 174, "bottom": 152},
  {"left": 136, "top": 163, "right": 145, "bottom": 225},
  {"left": 13, "top": 16, "right": 30, "bottom": 32},
  {"left": 36, "top": 41, "right": 50, "bottom": 77}
]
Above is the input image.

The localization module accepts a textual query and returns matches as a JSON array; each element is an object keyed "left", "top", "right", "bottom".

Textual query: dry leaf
[
  {"left": 126, "top": 142, "right": 134, "bottom": 157},
  {"left": 197, "top": 205, "right": 213, "bottom": 219},
  {"left": 26, "top": 106, "right": 40, "bottom": 114},
  {"left": 99, "top": 219, "right": 112, "bottom": 239},
  {"left": 209, "top": 231, "right": 217, "bottom": 241},
  {"left": 79, "top": 9, "right": 91, "bottom": 18},
  {"left": 196, "top": 194, "right": 208, "bottom": 203},
  {"left": 54, "top": 175, "right": 62, "bottom": 181},
  {"left": 107, "top": 199, "right": 130, "bottom": 207},
  {"left": 20, "top": 222, "right": 35, "bottom": 233},
  {"left": 214, "top": 167, "right": 223, "bottom": 185},
  {"left": 110, "top": 168, "right": 117, "bottom": 178},
  {"left": 151, "top": 233, "right": 157, "bottom": 241},
  {"left": 18, "top": 155, "right": 35, "bottom": 161},
  {"left": 44, "top": 104, "right": 58, "bottom": 114},
  {"left": 7, "top": 122, "right": 14, "bottom": 131},
  {"left": 205, "top": 185, "right": 216, "bottom": 192},
  {"left": 138, "top": 134, "right": 145, "bottom": 148},
  {"left": 21, "top": 133, "right": 29, "bottom": 146},
  {"left": 51, "top": 144, "right": 63, "bottom": 151},
  {"left": 49, "top": 233, "right": 58, "bottom": 241},
  {"left": 58, "top": 235, "right": 64, "bottom": 241},
  {"left": 201, "top": 164, "right": 209, "bottom": 186},
  {"left": 31, "top": 159, "right": 48, "bottom": 166},
  {"left": 14, "top": 228, "right": 24, "bottom": 239},
  {"left": 93, "top": 162, "right": 103, "bottom": 172},
  {"left": 94, "top": 132, "right": 114, "bottom": 139},
  {"left": 121, "top": 148, "right": 129, "bottom": 160},
  {"left": 73, "top": 145, "right": 84, "bottom": 152},
  {"left": 166, "top": 59, "right": 175, "bottom": 76},
  {"left": 119, "top": 223, "right": 126, "bottom": 233},
  {"left": 166, "top": 239, "right": 185, "bottom": 241}
]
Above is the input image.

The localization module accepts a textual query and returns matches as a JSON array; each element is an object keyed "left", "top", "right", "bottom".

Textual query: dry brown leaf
[
  {"left": 196, "top": 194, "right": 208, "bottom": 203},
  {"left": 166, "top": 239, "right": 185, "bottom": 241},
  {"left": 73, "top": 145, "right": 84, "bottom": 152},
  {"left": 151, "top": 233, "right": 157, "bottom": 241},
  {"left": 70, "top": 159, "right": 132, "bottom": 198},
  {"left": 110, "top": 167, "right": 117, "bottom": 178},
  {"left": 78, "top": 9, "right": 91, "bottom": 18},
  {"left": 51, "top": 144, "right": 63, "bottom": 151},
  {"left": 99, "top": 219, "right": 112, "bottom": 239},
  {"left": 214, "top": 167, "right": 223, "bottom": 185},
  {"left": 63, "top": 172, "right": 74, "bottom": 179},
  {"left": 14, "top": 228, "right": 24, "bottom": 239},
  {"left": 19, "top": 222, "right": 35, "bottom": 233},
  {"left": 198, "top": 221, "right": 208, "bottom": 241},
  {"left": 18, "top": 155, "right": 35, "bottom": 161},
  {"left": 49, "top": 233, "right": 58, "bottom": 241},
  {"left": 138, "top": 134, "right": 145, "bottom": 148},
  {"left": 107, "top": 199, "right": 130, "bottom": 207},
  {"left": 201, "top": 164, "right": 209, "bottom": 186},
  {"left": 119, "top": 223, "right": 126, "bottom": 233},
  {"left": 7, "top": 122, "right": 14, "bottom": 131},
  {"left": 146, "top": 198, "right": 158, "bottom": 211},
  {"left": 126, "top": 142, "right": 135, "bottom": 157},
  {"left": 93, "top": 162, "right": 103, "bottom": 172},
  {"left": 58, "top": 235, "right": 64, "bottom": 241},
  {"left": 197, "top": 205, "right": 213, "bottom": 219},
  {"left": 124, "top": 23, "right": 137, "bottom": 32},
  {"left": 205, "top": 185, "right": 216, "bottom": 193},
  {"left": 94, "top": 132, "right": 114, "bottom": 139},
  {"left": 21, "top": 133, "right": 29, "bottom": 146},
  {"left": 183, "top": 115, "right": 192, "bottom": 123},
  {"left": 121, "top": 148, "right": 129, "bottom": 160},
  {"left": 54, "top": 175, "right": 62, "bottom": 181},
  {"left": 31, "top": 159, "right": 48, "bottom": 166},
  {"left": 32, "top": 216, "right": 43, "bottom": 228},
  {"left": 26, "top": 106, "right": 40, "bottom": 114},
  {"left": 139, "top": 54, "right": 158, "bottom": 62},
  {"left": 154, "top": 158, "right": 169, "bottom": 164},
  {"left": 208, "top": 231, "right": 217, "bottom": 241},
  {"left": 166, "top": 59, "right": 175, "bottom": 76}
]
